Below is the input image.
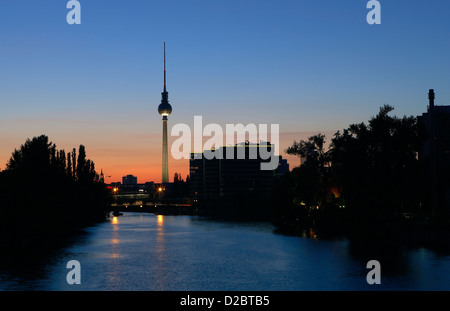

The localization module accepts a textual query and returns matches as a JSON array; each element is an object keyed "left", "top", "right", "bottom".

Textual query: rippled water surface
[{"left": 1, "top": 213, "right": 450, "bottom": 290}]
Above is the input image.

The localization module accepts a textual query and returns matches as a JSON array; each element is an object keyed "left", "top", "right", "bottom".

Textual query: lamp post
[
  {"left": 158, "top": 186, "right": 164, "bottom": 202},
  {"left": 113, "top": 187, "right": 118, "bottom": 204}
]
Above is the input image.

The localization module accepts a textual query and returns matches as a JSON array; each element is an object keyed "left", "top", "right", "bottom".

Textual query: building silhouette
[
  {"left": 275, "top": 156, "right": 290, "bottom": 178},
  {"left": 122, "top": 174, "right": 137, "bottom": 185},
  {"left": 157, "top": 42, "right": 172, "bottom": 184},
  {"left": 108, "top": 180, "right": 154, "bottom": 195},
  {"left": 190, "top": 142, "right": 283, "bottom": 218},
  {"left": 418, "top": 89, "right": 450, "bottom": 219}
]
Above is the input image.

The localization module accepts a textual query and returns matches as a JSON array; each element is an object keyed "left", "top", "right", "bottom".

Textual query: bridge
[{"left": 110, "top": 193, "right": 195, "bottom": 215}]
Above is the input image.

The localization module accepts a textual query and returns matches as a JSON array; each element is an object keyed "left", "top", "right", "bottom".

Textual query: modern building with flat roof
[{"left": 189, "top": 142, "right": 284, "bottom": 218}]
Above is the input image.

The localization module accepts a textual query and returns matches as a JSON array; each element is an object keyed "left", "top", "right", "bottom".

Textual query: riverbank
[
  {"left": 113, "top": 203, "right": 197, "bottom": 215},
  {"left": 272, "top": 214, "right": 450, "bottom": 252},
  {"left": 0, "top": 214, "right": 108, "bottom": 260}
]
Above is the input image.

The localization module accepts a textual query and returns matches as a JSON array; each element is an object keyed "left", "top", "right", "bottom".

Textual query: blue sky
[{"left": 1, "top": 0, "right": 449, "bottom": 181}]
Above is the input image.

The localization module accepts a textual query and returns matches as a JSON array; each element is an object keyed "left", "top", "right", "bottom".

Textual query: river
[{"left": 1, "top": 212, "right": 450, "bottom": 290}]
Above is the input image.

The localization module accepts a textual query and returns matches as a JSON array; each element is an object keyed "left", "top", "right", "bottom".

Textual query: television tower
[{"left": 158, "top": 42, "right": 172, "bottom": 183}]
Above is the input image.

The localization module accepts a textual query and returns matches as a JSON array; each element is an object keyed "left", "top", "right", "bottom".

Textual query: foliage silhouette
[
  {"left": 0, "top": 135, "right": 110, "bottom": 254},
  {"left": 277, "top": 105, "right": 428, "bottom": 238}
]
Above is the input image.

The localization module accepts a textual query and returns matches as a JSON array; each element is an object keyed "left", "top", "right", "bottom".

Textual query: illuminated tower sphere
[{"left": 158, "top": 42, "right": 172, "bottom": 183}]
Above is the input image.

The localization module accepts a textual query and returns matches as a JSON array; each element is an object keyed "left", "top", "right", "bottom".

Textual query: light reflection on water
[{"left": 1, "top": 212, "right": 450, "bottom": 290}]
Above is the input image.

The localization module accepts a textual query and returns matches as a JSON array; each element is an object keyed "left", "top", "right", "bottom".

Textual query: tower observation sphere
[
  {"left": 158, "top": 100, "right": 172, "bottom": 116},
  {"left": 158, "top": 41, "right": 172, "bottom": 116}
]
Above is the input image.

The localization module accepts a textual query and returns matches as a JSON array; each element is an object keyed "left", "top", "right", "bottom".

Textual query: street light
[
  {"left": 113, "top": 187, "right": 118, "bottom": 205},
  {"left": 158, "top": 186, "right": 164, "bottom": 202}
]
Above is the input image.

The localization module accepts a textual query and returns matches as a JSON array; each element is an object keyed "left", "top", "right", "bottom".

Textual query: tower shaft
[{"left": 162, "top": 116, "right": 169, "bottom": 183}]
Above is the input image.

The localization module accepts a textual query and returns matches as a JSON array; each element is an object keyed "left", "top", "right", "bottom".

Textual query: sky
[{"left": 1, "top": 0, "right": 449, "bottom": 183}]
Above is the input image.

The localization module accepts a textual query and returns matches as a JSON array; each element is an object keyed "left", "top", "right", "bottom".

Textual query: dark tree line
[
  {"left": 0, "top": 135, "right": 110, "bottom": 253},
  {"left": 275, "top": 105, "right": 429, "bottom": 238}
]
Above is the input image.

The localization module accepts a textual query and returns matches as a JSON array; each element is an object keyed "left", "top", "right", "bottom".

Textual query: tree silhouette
[
  {"left": 71, "top": 147, "right": 77, "bottom": 180},
  {"left": 0, "top": 135, "right": 110, "bottom": 254},
  {"left": 277, "top": 105, "right": 426, "bottom": 237},
  {"left": 330, "top": 105, "right": 426, "bottom": 234},
  {"left": 7, "top": 135, "right": 52, "bottom": 173},
  {"left": 285, "top": 133, "right": 329, "bottom": 169},
  {"left": 67, "top": 151, "right": 72, "bottom": 178}
]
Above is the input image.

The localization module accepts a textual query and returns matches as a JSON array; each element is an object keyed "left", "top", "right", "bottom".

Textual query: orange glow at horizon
[{"left": 0, "top": 130, "right": 335, "bottom": 184}]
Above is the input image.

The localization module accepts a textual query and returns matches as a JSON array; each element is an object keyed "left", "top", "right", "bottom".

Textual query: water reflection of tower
[{"left": 158, "top": 42, "right": 172, "bottom": 184}]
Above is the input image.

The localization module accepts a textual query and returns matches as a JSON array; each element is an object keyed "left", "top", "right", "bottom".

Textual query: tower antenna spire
[{"left": 164, "top": 41, "right": 166, "bottom": 92}]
